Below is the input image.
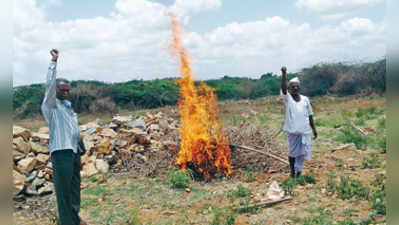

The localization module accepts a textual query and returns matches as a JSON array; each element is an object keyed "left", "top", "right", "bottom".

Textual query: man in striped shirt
[{"left": 41, "top": 49, "right": 87, "bottom": 225}]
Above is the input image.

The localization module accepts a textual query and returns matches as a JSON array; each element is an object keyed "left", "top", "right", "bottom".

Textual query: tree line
[{"left": 13, "top": 59, "right": 385, "bottom": 119}]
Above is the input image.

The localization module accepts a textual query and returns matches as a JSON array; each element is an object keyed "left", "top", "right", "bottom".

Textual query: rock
[
  {"left": 13, "top": 137, "right": 31, "bottom": 154},
  {"left": 112, "top": 115, "right": 132, "bottom": 125},
  {"left": 13, "top": 170, "right": 26, "bottom": 196},
  {"left": 13, "top": 126, "right": 31, "bottom": 140},
  {"left": 115, "top": 139, "right": 128, "bottom": 148},
  {"left": 12, "top": 149, "right": 26, "bottom": 162},
  {"left": 126, "top": 117, "right": 146, "bottom": 130},
  {"left": 25, "top": 171, "right": 38, "bottom": 183},
  {"left": 185, "top": 188, "right": 191, "bottom": 193},
  {"left": 82, "top": 136, "right": 95, "bottom": 152},
  {"left": 81, "top": 162, "right": 98, "bottom": 178},
  {"left": 38, "top": 182, "right": 54, "bottom": 195},
  {"left": 101, "top": 128, "right": 117, "bottom": 138},
  {"left": 32, "top": 177, "right": 46, "bottom": 188},
  {"left": 108, "top": 122, "right": 118, "bottom": 129},
  {"left": 36, "top": 153, "right": 50, "bottom": 164},
  {"left": 86, "top": 121, "right": 101, "bottom": 129},
  {"left": 120, "top": 128, "right": 147, "bottom": 136},
  {"left": 38, "top": 127, "right": 49, "bottom": 134},
  {"left": 158, "top": 119, "right": 169, "bottom": 130},
  {"left": 30, "top": 141, "right": 49, "bottom": 154},
  {"left": 25, "top": 185, "right": 38, "bottom": 196},
  {"left": 96, "top": 138, "right": 112, "bottom": 154},
  {"left": 95, "top": 159, "right": 109, "bottom": 173},
  {"left": 104, "top": 154, "right": 117, "bottom": 165},
  {"left": 37, "top": 170, "right": 45, "bottom": 178},
  {"left": 17, "top": 157, "right": 37, "bottom": 173},
  {"left": 136, "top": 154, "right": 147, "bottom": 163},
  {"left": 85, "top": 128, "right": 98, "bottom": 135},
  {"left": 149, "top": 124, "right": 160, "bottom": 132},
  {"left": 31, "top": 133, "right": 50, "bottom": 142}
]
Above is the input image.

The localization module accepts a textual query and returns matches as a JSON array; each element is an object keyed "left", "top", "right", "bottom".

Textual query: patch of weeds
[
  {"left": 336, "top": 126, "right": 367, "bottom": 149},
  {"left": 243, "top": 166, "right": 256, "bottom": 183},
  {"left": 89, "top": 206, "right": 104, "bottom": 218},
  {"left": 377, "top": 136, "right": 386, "bottom": 153},
  {"left": 336, "top": 159, "right": 345, "bottom": 171},
  {"left": 236, "top": 197, "right": 260, "bottom": 214},
  {"left": 226, "top": 184, "right": 252, "bottom": 202},
  {"left": 371, "top": 173, "right": 385, "bottom": 187},
  {"left": 335, "top": 176, "right": 370, "bottom": 200},
  {"left": 353, "top": 117, "right": 366, "bottom": 126},
  {"left": 308, "top": 197, "right": 317, "bottom": 202},
  {"left": 81, "top": 197, "right": 98, "bottom": 210},
  {"left": 82, "top": 185, "right": 108, "bottom": 195},
  {"left": 377, "top": 117, "right": 385, "bottom": 130},
  {"left": 343, "top": 208, "right": 359, "bottom": 217},
  {"left": 125, "top": 208, "right": 143, "bottom": 225},
  {"left": 210, "top": 206, "right": 236, "bottom": 225},
  {"left": 281, "top": 172, "right": 317, "bottom": 195},
  {"left": 326, "top": 172, "right": 336, "bottom": 193},
  {"left": 361, "top": 153, "right": 381, "bottom": 169},
  {"left": 228, "top": 115, "right": 244, "bottom": 126},
  {"left": 257, "top": 113, "right": 270, "bottom": 124},
  {"left": 168, "top": 168, "right": 192, "bottom": 189},
  {"left": 292, "top": 207, "right": 334, "bottom": 225},
  {"left": 355, "top": 106, "right": 377, "bottom": 120},
  {"left": 370, "top": 185, "right": 386, "bottom": 216}
]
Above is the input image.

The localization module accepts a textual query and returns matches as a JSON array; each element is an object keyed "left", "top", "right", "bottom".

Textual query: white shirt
[{"left": 281, "top": 91, "right": 313, "bottom": 134}]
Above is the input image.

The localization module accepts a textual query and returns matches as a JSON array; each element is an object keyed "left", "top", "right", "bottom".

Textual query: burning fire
[{"left": 168, "top": 14, "right": 232, "bottom": 180}]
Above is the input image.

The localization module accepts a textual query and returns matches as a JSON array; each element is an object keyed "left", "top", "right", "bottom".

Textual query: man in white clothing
[{"left": 280, "top": 66, "right": 317, "bottom": 178}]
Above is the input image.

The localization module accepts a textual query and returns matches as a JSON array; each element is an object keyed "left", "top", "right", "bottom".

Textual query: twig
[
  {"left": 329, "top": 143, "right": 354, "bottom": 152},
  {"left": 230, "top": 144, "right": 289, "bottom": 165}
]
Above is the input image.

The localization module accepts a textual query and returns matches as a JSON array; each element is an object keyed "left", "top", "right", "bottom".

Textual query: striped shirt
[{"left": 41, "top": 61, "right": 80, "bottom": 155}]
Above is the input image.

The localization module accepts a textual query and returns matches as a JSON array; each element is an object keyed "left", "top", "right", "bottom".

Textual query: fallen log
[
  {"left": 230, "top": 144, "right": 289, "bottom": 165},
  {"left": 235, "top": 196, "right": 292, "bottom": 210}
]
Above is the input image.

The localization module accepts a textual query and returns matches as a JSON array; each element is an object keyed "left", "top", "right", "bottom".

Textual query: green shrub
[
  {"left": 243, "top": 166, "right": 256, "bottom": 183},
  {"left": 210, "top": 207, "right": 236, "bottom": 225},
  {"left": 336, "top": 127, "right": 367, "bottom": 149},
  {"left": 370, "top": 185, "right": 386, "bottom": 216},
  {"left": 335, "top": 176, "right": 370, "bottom": 200},
  {"left": 169, "top": 169, "right": 192, "bottom": 189}
]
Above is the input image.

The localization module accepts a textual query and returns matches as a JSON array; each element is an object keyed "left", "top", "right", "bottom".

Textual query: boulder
[
  {"left": 13, "top": 149, "right": 26, "bottom": 162},
  {"left": 126, "top": 117, "right": 146, "bottom": 130},
  {"left": 81, "top": 162, "right": 98, "bottom": 178},
  {"left": 36, "top": 153, "right": 50, "bottom": 164},
  {"left": 101, "top": 128, "right": 117, "bottom": 138},
  {"left": 112, "top": 115, "right": 132, "bottom": 125},
  {"left": 38, "top": 182, "right": 54, "bottom": 195},
  {"left": 30, "top": 141, "right": 49, "bottom": 154},
  {"left": 96, "top": 138, "right": 112, "bottom": 154},
  {"left": 25, "top": 171, "right": 37, "bottom": 183},
  {"left": 13, "top": 170, "right": 26, "bottom": 196},
  {"left": 13, "top": 137, "right": 30, "bottom": 154},
  {"left": 17, "top": 157, "right": 37, "bottom": 173},
  {"left": 13, "top": 126, "right": 31, "bottom": 140},
  {"left": 31, "top": 133, "right": 49, "bottom": 142},
  {"left": 95, "top": 159, "right": 110, "bottom": 173}
]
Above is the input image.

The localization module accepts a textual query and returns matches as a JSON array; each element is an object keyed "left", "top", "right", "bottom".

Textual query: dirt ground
[{"left": 13, "top": 95, "right": 386, "bottom": 225}]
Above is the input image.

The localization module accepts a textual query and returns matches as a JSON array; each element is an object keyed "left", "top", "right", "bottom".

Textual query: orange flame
[{"left": 168, "top": 14, "right": 232, "bottom": 180}]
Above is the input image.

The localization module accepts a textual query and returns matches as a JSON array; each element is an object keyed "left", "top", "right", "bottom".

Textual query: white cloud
[
  {"left": 13, "top": 0, "right": 385, "bottom": 86},
  {"left": 296, "top": 0, "right": 384, "bottom": 12},
  {"left": 169, "top": 0, "right": 222, "bottom": 24}
]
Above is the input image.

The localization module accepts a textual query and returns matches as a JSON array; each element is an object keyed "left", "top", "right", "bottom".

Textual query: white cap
[{"left": 288, "top": 77, "right": 300, "bottom": 86}]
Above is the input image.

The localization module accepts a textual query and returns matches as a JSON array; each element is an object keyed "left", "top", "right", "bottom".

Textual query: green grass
[
  {"left": 226, "top": 184, "right": 252, "bottom": 201},
  {"left": 361, "top": 153, "right": 381, "bottom": 169},
  {"left": 280, "top": 172, "right": 317, "bottom": 195}
]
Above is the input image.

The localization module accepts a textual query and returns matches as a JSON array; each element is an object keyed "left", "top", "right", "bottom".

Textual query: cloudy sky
[{"left": 14, "top": 0, "right": 386, "bottom": 86}]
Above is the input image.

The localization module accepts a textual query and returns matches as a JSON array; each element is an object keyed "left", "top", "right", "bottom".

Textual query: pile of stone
[{"left": 12, "top": 112, "right": 180, "bottom": 199}]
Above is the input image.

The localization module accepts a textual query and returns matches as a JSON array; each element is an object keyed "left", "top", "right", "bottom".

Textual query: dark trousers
[{"left": 51, "top": 150, "right": 81, "bottom": 225}]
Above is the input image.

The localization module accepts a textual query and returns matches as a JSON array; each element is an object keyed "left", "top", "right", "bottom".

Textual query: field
[{"left": 13, "top": 94, "right": 386, "bottom": 225}]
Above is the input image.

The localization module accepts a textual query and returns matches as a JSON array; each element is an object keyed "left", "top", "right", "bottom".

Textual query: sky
[{"left": 13, "top": 0, "right": 386, "bottom": 86}]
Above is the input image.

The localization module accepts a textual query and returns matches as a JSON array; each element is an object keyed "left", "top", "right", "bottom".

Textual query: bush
[
  {"left": 336, "top": 126, "right": 367, "bottom": 149},
  {"left": 169, "top": 168, "right": 192, "bottom": 189},
  {"left": 361, "top": 153, "right": 381, "bottom": 169}
]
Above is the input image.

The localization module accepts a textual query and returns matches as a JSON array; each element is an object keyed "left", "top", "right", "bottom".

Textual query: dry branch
[{"left": 230, "top": 144, "right": 289, "bottom": 165}]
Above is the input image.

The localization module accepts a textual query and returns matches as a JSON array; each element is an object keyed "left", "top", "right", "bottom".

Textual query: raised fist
[{"left": 50, "top": 49, "right": 59, "bottom": 61}]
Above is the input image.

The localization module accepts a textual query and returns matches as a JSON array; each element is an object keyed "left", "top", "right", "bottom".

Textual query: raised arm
[
  {"left": 281, "top": 66, "right": 287, "bottom": 95},
  {"left": 42, "top": 49, "right": 59, "bottom": 110}
]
